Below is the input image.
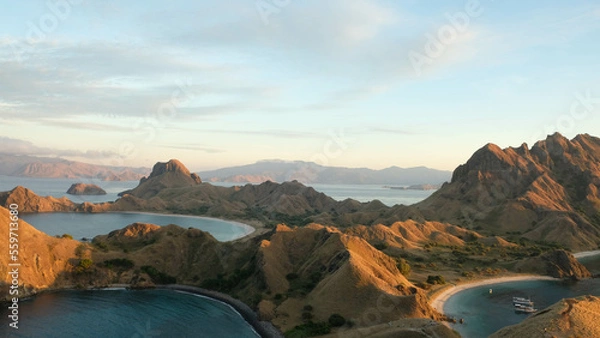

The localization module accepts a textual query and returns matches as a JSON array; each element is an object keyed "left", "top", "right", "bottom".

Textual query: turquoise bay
[
  {"left": 0, "top": 289, "right": 259, "bottom": 338},
  {"left": 21, "top": 212, "right": 253, "bottom": 242}
]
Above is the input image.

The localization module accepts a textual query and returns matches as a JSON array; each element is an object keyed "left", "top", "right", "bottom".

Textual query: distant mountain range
[
  {"left": 198, "top": 160, "right": 451, "bottom": 185},
  {"left": 0, "top": 154, "right": 149, "bottom": 181}
]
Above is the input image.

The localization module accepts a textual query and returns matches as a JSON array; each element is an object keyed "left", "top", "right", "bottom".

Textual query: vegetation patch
[
  {"left": 284, "top": 321, "right": 331, "bottom": 338},
  {"left": 140, "top": 265, "right": 176, "bottom": 284}
]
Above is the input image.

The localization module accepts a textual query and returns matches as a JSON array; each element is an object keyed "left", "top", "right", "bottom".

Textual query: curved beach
[
  {"left": 107, "top": 211, "right": 258, "bottom": 240},
  {"left": 159, "top": 285, "right": 283, "bottom": 338},
  {"left": 430, "top": 275, "right": 559, "bottom": 313}
]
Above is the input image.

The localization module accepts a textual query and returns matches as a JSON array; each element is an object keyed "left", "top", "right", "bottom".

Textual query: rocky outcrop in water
[{"left": 67, "top": 183, "right": 107, "bottom": 195}]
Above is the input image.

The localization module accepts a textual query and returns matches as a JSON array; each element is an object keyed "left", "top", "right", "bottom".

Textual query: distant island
[
  {"left": 66, "top": 183, "right": 107, "bottom": 195},
  {"left": 0, "top": 154, "right": 149, "bottom": 181},
  {"left": 385, "top": 184, "right": 442, "bottom": 191},
  {"left": 198, "top": 160, "right": 451, "bottom": 186}
]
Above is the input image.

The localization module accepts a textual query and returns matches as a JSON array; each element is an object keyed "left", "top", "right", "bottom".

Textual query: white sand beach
[
  {"left": 430, "top": 275, "right": 558, "bottom": 313},
  {"left": 573, "top": 250, "right": 600, "bottom": 259}
]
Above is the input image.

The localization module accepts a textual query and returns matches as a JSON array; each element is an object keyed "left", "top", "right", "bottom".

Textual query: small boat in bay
[{"left": 513, "top": 296, "right": 537, "bottom": 313}]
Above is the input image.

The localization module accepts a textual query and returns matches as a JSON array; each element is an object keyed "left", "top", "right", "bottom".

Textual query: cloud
[
  {"left": 0, "top": 136, "right": 119, "bottom": 159},
  {"left": 157, "top": 144, "right": 224, "bottom": 153},
  {"left": 368, "top": 127, "right": 415, "bottom": 135},
  {"left": 164, "top": 126, "right": 319, "bottom": 139}
]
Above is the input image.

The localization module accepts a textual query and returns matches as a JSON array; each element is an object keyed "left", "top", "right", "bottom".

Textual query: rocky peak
[
  {"left": 143, "top": 159, "right": 201, "bottom": 184},
  {"left": 451, "top": 143, "right": 513, "bottom": 183},
  {"left": 120, "top": 159, "right": 202, "bottom": 199}
]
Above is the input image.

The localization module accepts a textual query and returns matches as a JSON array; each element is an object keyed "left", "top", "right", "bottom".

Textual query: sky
[{"left": 0, "top": 0, "right": 599, "bottom": 172}]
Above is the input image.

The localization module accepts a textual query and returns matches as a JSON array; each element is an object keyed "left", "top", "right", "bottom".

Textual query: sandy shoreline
[
  {"left": 110, "top": 211, "right": 258, "bottom": 239},
  {"left": 158, "top": 284, "right": 283, "bottom": 338},
  {"left": 430, "top": 275, "right": 559, "bottom": 313},
  {"left": 573, "top": 249, "right": 600, "bottom": 259}
]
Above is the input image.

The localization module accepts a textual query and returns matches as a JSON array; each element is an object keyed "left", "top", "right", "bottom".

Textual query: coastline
[
  {"left": 4, "top": 284, "right": 283, "bottom": 338},
  {"left": 158, "top": 284, "right": 283, "bottom": 338},
  {"left": 573, "top": 249, "right": 600, "bottom": 259},
  {"left": 429, "top": 275, "right": 559, "bottom": 314},
  {"left": 115, "top": 211, "right": 256, "bottom": 235}
]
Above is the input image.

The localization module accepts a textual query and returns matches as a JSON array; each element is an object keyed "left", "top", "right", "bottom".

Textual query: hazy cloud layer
[{"left": 0, "top": 137, "right": 118, "bottom": 159}]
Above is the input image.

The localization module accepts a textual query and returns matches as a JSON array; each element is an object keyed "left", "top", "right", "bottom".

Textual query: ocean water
[
  {"left": 0, "top": 289, "right": 259, "bottom": 338},
  {"left": 0, "top": 175, "right": 138, "bottom": 203},
  {"left": 1, "top": 177, "right": 435, "bottom": 207},
  {"left": 444, "top": 257, "right": 600, "bottom": 338},
  {"left": 21, "top": 212, "right": 253, "bottom": 242},
  {"left": 211, "top": 182, "right": 435, "bottom": 206}
]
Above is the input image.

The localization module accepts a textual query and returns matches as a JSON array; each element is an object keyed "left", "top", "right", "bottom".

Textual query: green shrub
[
  {"left": 426, "top": 275, "right": 446, "bottom": 285},
  {"left": 141, "top": 265, "right": 176, "bottom": 284},
  {"left": 78, "top": 258, "right": 93, "bottom": 269},
  {"left": 62, "top": 233, "right": 73, "bottom": 239},
  {"left": 284, "top": 322, "right": 331, "bottom": 338},
  {"left": 396, "top": 258, "right": 411, "bottom": 276},
  {"left": 301, "top": 312, "right": 313, "bottom": 321},
  {"left": 328, "top": 314, "right": 346, "bottom": 327},
  {"left": 104, "top": 258, "right": 135, "bottom": 269},
  {"left": 373, "top": 242, "right": 389, "bottom": 250}
]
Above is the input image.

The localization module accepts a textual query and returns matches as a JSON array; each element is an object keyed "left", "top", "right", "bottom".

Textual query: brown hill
[
  {"left": 91, "top": 222, "right": 445, "bottom": 333},
  {"left": 257, "top": 225, "right": 442, "bottom": 331},
  {"left": 0, "top": 186, "right": 77, "bottom": 212},
  {"left": 0, "top": 206, "right": 80, "bottom": 300},
  {"left": 514, "top": 249, "right": 591, "bottom": 280},
  {"left": 120, "top": 159, "right": 202, "bottom": 199},
  {"left": 344, "top": 221, "right": 477, "bottom": 250},
  {"left": 490, "top": 296, "right": 600, "bottom": 338},
  {"left": 415, "top": 133, "right": 600, "bottom": 251}
]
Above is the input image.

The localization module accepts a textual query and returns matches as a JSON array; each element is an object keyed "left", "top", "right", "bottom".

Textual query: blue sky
[{"left": 1, "top": 0, "right": 599, "bottom": 171}]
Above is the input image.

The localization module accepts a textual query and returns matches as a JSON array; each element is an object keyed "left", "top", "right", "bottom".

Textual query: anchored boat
[{"left": 512, "top": 297, "right": 537, "bottom": 313}]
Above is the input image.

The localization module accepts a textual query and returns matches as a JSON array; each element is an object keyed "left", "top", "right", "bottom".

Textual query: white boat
[
  {"left": 512, "top": 296, "right": 534, "bottom": 306},
  {"left": 513, "top": 296, "right": 537, "bottom": 313},
  {"left": 514, "top": 303, "right": 537, "bottom": 313}
]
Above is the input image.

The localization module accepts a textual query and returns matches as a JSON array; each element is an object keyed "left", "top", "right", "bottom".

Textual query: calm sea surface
[
  {"left": 444, "top": 256, "right": 600, "bottom": 338},
  {"left": 1, "top": 176, "right": 436, "bottom": 207},
  {"left": 211, "top": 182, "right": 436, "bottom": 206},
  {"left": 0, "top": 289, "right": 259, "bottom": 338},
  {"left": 20, "top": 212, "right": 253, "bottom": 242},
  {"left": 0, "top": 175, "right": 138, "bottom": 203}
]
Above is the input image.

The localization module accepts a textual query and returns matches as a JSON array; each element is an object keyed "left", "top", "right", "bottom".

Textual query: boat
[
  {"left": 512, "top": 296, "right": 534, "bottom": 306},
  {"left": 514, "top": 303, "right": 537, "bottom": 313},
  {"left": 513, "top": 296, "right": 537, "bottom": 313}
]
